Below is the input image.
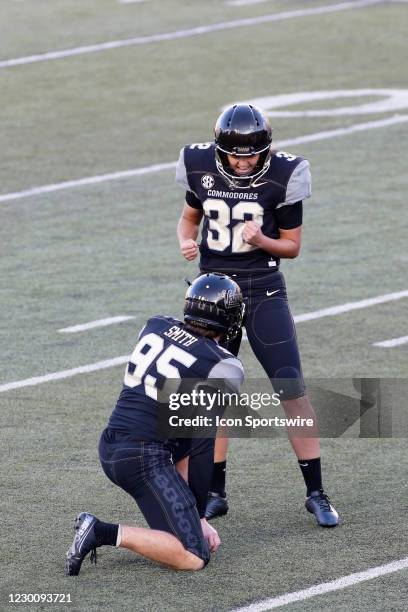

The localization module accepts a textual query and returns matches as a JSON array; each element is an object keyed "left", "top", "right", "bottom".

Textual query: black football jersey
[
  {"left": 176, "top": 142, "right": 311, "bottom": 274},
  {"left": 108, "top": 315, "right": 244, "bottom": 439}
]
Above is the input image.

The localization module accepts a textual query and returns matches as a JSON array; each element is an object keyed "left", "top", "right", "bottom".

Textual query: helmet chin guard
[{"left": 215, "top": 148, "right": 271, "bottom": 189}]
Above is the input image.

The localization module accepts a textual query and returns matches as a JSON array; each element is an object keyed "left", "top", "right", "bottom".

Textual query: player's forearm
[
  {"left": 257, "top": 235, "right": 300, "bottom": 259},
  {"left": 177, "top": 216, "right": 200, "bottom": 245}
]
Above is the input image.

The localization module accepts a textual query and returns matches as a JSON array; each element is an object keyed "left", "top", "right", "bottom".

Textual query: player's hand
[
  {"left": 200, "top": 518, "right": 221, "bottom": 553},
  {"left": 242, "top": 220, "right": 263, "bottom": 246},
  {"left": 180, "top": 239, "right": 199, "bottom": 261}
]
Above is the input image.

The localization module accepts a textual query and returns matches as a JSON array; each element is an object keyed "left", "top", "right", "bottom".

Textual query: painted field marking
[
  {"left": 0, "top": 1, "right": 383, "bottom": 69},
  {"left": 0, "top": 356, "right": 129, "bottom": 393},
  {"left": 226, "top": 0, "right": 272, "bottom": 6},
  {"left": 57, "top": 289, "right": 408, "bottom": 336},
  {"left": 373, "top": 334, "right": 408, "bottom": 347},
  {"left": 0, "top": 161, "right": 177, "bottom": 204},
  {"left": 58, "top": 316, "right": 135, "bottom": 333},
  {"left": 238, "top": 89, "right": 408, "bottom": 117},
  {"left": 119, "top": 0, "right": 148, "bottom": 4},
  {"left": 292, "top": 289, "right": 408, "bottom": 323},
  {"left": 231, "top": 556, "right": 408, "bottom": 611},
  {"left": 241, "top": 289, "right": 408, "bottom": 341},
  {"left": 1, "top": 289, "right": 407, "bottom": 393},
  {"left": 274, "top": 114, "right": 408, "bottom": 148},
  {"left": 1, "top": 114, "right": 407, "bottom": 205}
]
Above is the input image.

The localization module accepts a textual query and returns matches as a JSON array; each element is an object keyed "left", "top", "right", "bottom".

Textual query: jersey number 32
[{"left": 203, "top": 199, "right": 264, "bottom": 253}]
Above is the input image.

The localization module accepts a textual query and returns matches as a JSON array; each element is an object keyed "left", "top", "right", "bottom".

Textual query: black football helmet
[
  {"left": 184, "top": 273, "right": 244, "bottom": 341},
  {"left": 214, "top": 104, "right": 273, "bottom": 188}
]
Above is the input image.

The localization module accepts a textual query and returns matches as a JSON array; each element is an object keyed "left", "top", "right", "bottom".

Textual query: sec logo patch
[{"left": 201, "top": 174, "right": 215, "bottom": 189}]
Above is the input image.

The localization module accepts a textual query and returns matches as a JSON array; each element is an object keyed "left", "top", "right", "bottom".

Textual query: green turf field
[{"left": 1, "top": 1, "right": 408, "bottom": 610}]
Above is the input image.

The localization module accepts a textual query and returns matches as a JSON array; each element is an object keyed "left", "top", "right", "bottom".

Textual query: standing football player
[
  {"left": 176, "top": 104, "right": 339, "bottom": 527},
  {"left": 65, "top": 273, "right": 244, "bottom": 575}
]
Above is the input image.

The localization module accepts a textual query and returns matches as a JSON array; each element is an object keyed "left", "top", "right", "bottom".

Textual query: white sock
[{"left": 116, "top": 524, "right": 122, "bottom": 547}]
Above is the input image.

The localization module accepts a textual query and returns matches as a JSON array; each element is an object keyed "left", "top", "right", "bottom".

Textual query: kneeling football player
[{"left": 65, "top": 273, "right": 244, "bottom": 574}]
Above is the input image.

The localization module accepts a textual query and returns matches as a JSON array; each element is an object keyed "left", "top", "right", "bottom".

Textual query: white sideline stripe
[
  {"left": 226, "top": 0, "right": 272, "bottom": 6},
  {"left": 240, "top": 289, "right": 408, "bottom": 341},
  {"left": 0, "top": 1, "right": 383, "bottom": 69},
  {"left": 232, "top": 557, "right": 408, "bottom": 611},
  {"left": 0, "top": 356, "right": 129, "bottom": 393},
  {"left": 0, "top": 162, "right": 177, "bottom": 204},
  {"left": 1, "top": 115, "right": 407, "bottom": 205},
  {"left": 2, "top": 289, "right": 408, "bottom": 394},
  {"left": 292, "top": 289, "right": 408, "bottom": 323},
  {"left": 374, "top": 334, "right": 408, "bottom": 347},
  {"left": 58, "top": 316, "right": 135, "bottom": 333},
  {"left": 276, "top": 114, "right": 408, "bottom": 147}
]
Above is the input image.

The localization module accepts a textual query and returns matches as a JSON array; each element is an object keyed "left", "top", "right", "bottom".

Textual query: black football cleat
[
  {"left": 205, "top": 492, "right": 228, "bottom": 520},
  {"left": 65, "top": 512, "right": 99, "bottom": 576},
  {"left": 305, "top": 490, "right": 339, "bottom": 527}
]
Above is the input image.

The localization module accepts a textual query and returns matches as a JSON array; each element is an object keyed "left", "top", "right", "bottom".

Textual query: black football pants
[
  {"left": 98, "top": 429, "right": 211, "bottom": 565},
  {"left": 223, "top": 270, "right": 305, "bottom": 400}
]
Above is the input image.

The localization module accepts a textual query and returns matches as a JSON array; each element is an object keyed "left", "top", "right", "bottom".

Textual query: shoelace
[
  {"left": 74, "top": 520, "right": 97, "bottom": 565},
  {"left": 317, "top": 491, "right": 331, "bottom": 511}
]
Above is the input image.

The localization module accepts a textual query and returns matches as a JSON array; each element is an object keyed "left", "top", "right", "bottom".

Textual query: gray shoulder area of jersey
[
  {"left": 207, "top": 357, "right": 244, "bottom": 394},
  {"left": 277, "top": 159, "right": 311, "bottom": 208},
  {"left": 175, "top": 147, "right": 190, "bottom": 190}
]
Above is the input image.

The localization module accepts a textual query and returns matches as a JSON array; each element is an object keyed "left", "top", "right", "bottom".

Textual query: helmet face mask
[
  {"left": 214, "top": 104, "right": 273, "bottom": 188},
  {"left": 184, "top": 273, "right": 245, "bottom": 341},
  {"left": 215, "top": 149, "right": 271, "bottom": 189}
]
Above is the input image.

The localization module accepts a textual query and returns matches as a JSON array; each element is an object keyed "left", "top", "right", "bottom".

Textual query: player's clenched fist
[
  {"left": 180, "top": 239, "right": 199, "bottom": 261},
  {"left": 242, "top": 220, "right": 263, "bottom": 247}
]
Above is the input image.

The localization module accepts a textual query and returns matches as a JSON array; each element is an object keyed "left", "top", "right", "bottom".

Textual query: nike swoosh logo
[
  {"left": 299, "top": 463, "right": 309, "bottom": 467},
  {"left": 266, "top": 289, "right": 280, "bottom": 297}
]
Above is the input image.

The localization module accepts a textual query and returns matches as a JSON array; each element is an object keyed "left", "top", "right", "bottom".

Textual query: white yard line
[
  {"left": 1, "top": 115, "right": 407, "bottom": 205},
  {"left": 0, "top": 1, "right": 383, "bottom": 69},
  {"left": 292, "top": 289, "right": 408, "bottom": 323},
  {"left": 0, "top": 161, "right": 177, "bottom": 204},
  {"left": 240, "top": 289, "right": 408, "bottom": 341},
  {"left": 1, "top": 289, "right": 407, "bottom": 394},
  {"left": 227, "top": 0, "right": 405, "bottom": 6},
  {"left": 231, "top": 557, "right": 408, "bottom": 611},
  {"left": 57, "top": 289, "right": 408, "bottom": 337},
  {"left": 274, "top": 115, "right": 408, "bottom": 147},
  {"left": 58, "top": 316, "right": 135, "bottom": 333},
  {"left": 0, "top": 356, "right": 129, "bottom": 393},
  {"left": 373, "top": 334, "right": 408, "bottom": 347},
  {"left": 226, "top": 0, "right": 272, "bottom": 6}
]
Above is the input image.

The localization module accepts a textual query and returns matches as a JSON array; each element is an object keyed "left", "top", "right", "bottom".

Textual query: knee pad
[
  {"left": 273, "top": 366, "right": 305, "bottom": 400},
  {"left": 251, "top": 299, "right": 295, "bottom": 345}
]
